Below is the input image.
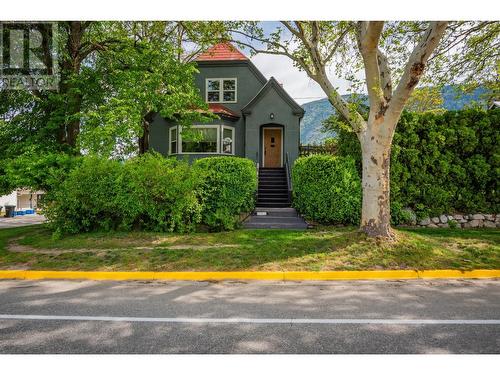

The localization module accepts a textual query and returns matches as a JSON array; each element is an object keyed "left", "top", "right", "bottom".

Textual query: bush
[
  {"left": 44, "top": 157, "right": 125, "bottom": 234},
  {"left": 45, "top": 153, "right": 202, "bottom": 234},
  {"left": 330, "top": 108, "right": 500, "bottom": 219},
  {"left": 292, "top": 155, "right": 361, "bottom": 224},
  {"left": 194, "top": 156, "right": 257, "bottom": 231},
  {"left": 120, "top": 153, "right": 202, "bottom": 232}
]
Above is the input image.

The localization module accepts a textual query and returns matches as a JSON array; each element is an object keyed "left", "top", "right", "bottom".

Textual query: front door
[{"left": 263, "top": 128, "right": 282, "bottom": 168}]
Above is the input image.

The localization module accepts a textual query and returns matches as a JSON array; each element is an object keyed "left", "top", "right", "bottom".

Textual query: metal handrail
[{"left": 285, "top": 152, "right": 292, "bottom": 202}]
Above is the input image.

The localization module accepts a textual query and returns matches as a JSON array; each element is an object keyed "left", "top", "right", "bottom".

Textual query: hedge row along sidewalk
[{"left": 1, "top": 269, "right": 500, "bottom": 282}]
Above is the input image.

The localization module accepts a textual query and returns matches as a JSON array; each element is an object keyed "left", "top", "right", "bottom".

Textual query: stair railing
[
  {"left": 254, "top": 156, "right": 259, "bottom": 208},
  {"left": 285, "top": 152, "right": 293, "bottom": 203}
]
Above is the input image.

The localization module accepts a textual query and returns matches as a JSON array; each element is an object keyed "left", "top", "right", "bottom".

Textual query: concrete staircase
[
  {"left": 256, "top": 168, "right": 290, "bottom": 208},
  {"left": 243, "top": 168, "right": 308, "bottom": 230},
  {"left": 243, "top": 207, "right": 308, "bottom": 230}
]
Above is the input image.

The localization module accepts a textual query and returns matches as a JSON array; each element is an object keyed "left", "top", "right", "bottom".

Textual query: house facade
[{"left": 149, "top": 43, "right": 305, "bottom": 168}]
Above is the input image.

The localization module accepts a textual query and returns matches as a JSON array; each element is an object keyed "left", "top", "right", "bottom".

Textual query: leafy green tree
[{"left": 406, "top": 87, "right": 444, "bottom": 112}]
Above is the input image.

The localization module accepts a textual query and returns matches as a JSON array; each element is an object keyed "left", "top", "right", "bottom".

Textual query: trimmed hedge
[
  {"left": 45, "top": 154, "right": 202, "bottom": 234},
  {"left": 332, "top": 108, "right": 500, "bottom": 220},
  {"left": 292, "top": 155, "right": 361, "bottom": 224},
  {"left": 44, "top": 153, "right": 257, "bottom": 235},
  {"left": 194, "top": 156, "right": 257, "bottom": 231},
  {"left": 120, "top": 154, "right": 202, "bottom": 232}
]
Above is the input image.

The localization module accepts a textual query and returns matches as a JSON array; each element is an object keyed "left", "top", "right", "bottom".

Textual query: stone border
[{"left": 417, "top": 213, "right": 499, "bottom": 229}]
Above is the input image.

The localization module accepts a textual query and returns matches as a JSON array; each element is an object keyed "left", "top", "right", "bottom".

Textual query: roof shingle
[{"left": 196, "top": 42, "right": 248, "bottom": 61}]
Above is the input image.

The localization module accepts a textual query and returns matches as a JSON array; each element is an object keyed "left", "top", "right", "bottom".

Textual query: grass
[{"left": 0, "top": 225, "right": 498, "bottom": 272}]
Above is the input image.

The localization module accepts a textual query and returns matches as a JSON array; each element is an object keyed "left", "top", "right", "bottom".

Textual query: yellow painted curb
[
  {"left": 154, "top": 271, "right": 283, "bottom": 281},
  {"left": 284, "top": 270, "right": 422, "bottom": 280},
  {"left": 0, "top": 269, "right": 499, "bottom": 281},
  {"left": 417, "top": 269, "right": 500, "bottom": 279}
]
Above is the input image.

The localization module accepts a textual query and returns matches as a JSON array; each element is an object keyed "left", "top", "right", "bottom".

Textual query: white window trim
[
  {"left": 169, "top": 126, "right": 178, "bottom": 155},
  {"left": 205, "top": 78, "right": 237, "bottom": 104},
  {"left": 179, "top": 125, "right": 221, "bottom": 154},
  {"left": 221, "top": 125, "right": 235, "bottom": 155}
]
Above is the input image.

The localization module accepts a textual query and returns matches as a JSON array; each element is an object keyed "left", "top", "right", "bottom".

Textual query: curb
[{"left": 0, "top": 269, "right": 499, "bottom": 281}]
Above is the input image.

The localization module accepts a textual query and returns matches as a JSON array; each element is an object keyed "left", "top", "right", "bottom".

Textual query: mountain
[{"left": 300, "top": 86, "right": 489, "bottom": 144}]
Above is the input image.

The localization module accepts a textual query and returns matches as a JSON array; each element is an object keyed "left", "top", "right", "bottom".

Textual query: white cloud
[{"left": 250, "top": 53, "right": 356, "bottom": 105}]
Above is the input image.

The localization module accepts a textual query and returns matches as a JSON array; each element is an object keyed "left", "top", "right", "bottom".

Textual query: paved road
[
  {"left": 0, "top": 214, "right": 46, "bottom": 228},
  {"left": 0, "top": 279, "right": 499, "bottom": 353}
]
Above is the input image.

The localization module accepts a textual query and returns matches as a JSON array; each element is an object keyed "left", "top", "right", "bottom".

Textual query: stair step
[
  {"left": 246, "top": 217, "right": 304, "bottom": 224},
  {"left": 243, "top": 222, "right": 308, "bottom": 230},
  {"left": 258, "top": 197, "right": 289, "bottom": 202},
  {"left": 259, "top": 194, "right": 289, "bottom": 198},
  {"left": 254, "top": 208, "right": 299, "bottom": 217},
  {"left": 259, "top": 178, "right": 287, "bottom": 185},
  {"left": 255, "top": 202, "right": 291, "bottom": 208}
]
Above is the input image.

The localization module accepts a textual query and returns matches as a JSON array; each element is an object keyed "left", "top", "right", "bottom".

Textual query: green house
[{"left": 149, "top": 42, "right": 305, "bottom": 169}]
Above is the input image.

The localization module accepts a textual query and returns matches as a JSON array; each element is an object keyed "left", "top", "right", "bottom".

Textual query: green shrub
[
  {"left": 45, "top": 153, "right": 202, "bottom": 234},
  {"left": 120, "top": 153, "right": 202, "bottom": 232},
  {"left": 330, "top": 108, "right": 500, "bottom": 219},
  {"left": 44, "top": 157, "right": 124, "bottom": 234},
  {"left": 194, "top": 156, "right": 257, "bottom": 231},
  {"left": 292, "top": 155, "right": 361, "bottom": 224}
]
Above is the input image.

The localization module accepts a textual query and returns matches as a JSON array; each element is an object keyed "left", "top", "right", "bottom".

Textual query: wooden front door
[{"left": 263, "top": 128, "right": 282, "bottom": 168}]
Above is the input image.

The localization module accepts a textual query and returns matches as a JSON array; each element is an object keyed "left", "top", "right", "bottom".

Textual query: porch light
[{"left": 269, "top": 113, "right": 275, "bottom": 120}]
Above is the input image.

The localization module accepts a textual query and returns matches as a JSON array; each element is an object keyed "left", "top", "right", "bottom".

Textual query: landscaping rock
[
  {"left": 438, "top": 223, "right": 449, "bottom": 228},
  {"left": 467, "top": 219, "right": 483, "bottom": 228},
  {"left": 427, "top": 223, "right": 439, "bottom": 228},
  {"left": 431, "top": 217, "right": 440, "bottom": 224},
  {"left": 419, "top": 218, "right": 431, "bottom": 226},
  {"left": 439, "top": 215, "right": 448, "bottom": 223},
  {"left": 471, "top": 214, "right": 485, "bottom": 220},
  {"left": 484, "top": 214, "right": 494, "bottom": 221},
  {"left": 447, "top": 215, "right": 454, "bottom": 221},
  {"left": 453, "top": 214, "right": 464, "bottom": 221},
  {"left": 484, "top": 221, "right": 496, "bottom": 228}
]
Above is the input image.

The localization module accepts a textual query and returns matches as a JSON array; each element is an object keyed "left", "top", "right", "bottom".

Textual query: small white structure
[{"left": 0, "top": 189, "right": 45, "bottom": 211}]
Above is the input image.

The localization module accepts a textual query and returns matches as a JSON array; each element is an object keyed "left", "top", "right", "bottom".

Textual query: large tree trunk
[
  {"left": 138, "top": 118, "right": 150, "bottom": 154},
  {"left": 359, "top": 124, "right": 394, "bottom": 238},
  {"left": 57, "top": 21, "right": 88, "bottom": 150}
]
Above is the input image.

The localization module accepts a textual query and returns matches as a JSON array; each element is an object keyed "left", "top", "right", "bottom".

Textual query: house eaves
[{"left": 241, "top": 77, "right": 305, "bottom": 118}]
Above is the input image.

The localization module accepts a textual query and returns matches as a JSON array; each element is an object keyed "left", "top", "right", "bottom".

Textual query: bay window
[
  {"left": 169, "top": 127, "right": 178, "bottom": 154},
  {"left": 181, "top": 126, "right": 219, "bottom": 153},
  {"left": 170, "top": 125, "right": 235, "bottom": 155},
  {"left": 222, "top": 126, "right": 234, "bottom": 154},
  {"left": 206, "top": 78, "right": 237, "bottom": 103}
]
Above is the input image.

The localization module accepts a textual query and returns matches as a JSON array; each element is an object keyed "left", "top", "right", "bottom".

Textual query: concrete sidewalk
[
  {"left": 0, "top": 279, "right": 499, "bottom": 353},
  {"left": 0, "top": 214, "right": 46, "bottom": 228}
]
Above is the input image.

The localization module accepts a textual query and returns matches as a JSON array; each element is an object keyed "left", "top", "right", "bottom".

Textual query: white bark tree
[{"left": 231, "top": 21, "right": 452, "bottom": 238}]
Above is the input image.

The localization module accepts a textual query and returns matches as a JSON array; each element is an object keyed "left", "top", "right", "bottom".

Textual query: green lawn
[{"left": 0, "top": 225, "right": 499, "bottom": 272}]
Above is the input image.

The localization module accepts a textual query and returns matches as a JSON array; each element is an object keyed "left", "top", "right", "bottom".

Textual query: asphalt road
[{"left": 0, "top": 278, "right": 499, "bottom": 353}]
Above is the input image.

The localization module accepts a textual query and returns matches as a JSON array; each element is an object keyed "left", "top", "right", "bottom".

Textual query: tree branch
[
  {"left": 357, "top": 21, "right": 386, "bottom": 119},
  {"left": 387, "top": 21, "right": 448, "bottom": 124},
  {"left": 377, "top": 49, "right": 392, "bottom": 102}
]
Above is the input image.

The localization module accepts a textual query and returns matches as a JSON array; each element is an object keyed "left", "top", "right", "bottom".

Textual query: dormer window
[{"left": 206, "top": 78, "right": 237, "bottom": 103}]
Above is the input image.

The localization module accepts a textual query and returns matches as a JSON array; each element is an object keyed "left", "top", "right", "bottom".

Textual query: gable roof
[
  {"left": 242, "top": 77, "right": 305, "bottom": 117},
  {"left": 208, "top": 103, "right": 240, "bottom": 120},
  {"left": 195, "top": 42, "right": 248, "bottom": 61}
]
